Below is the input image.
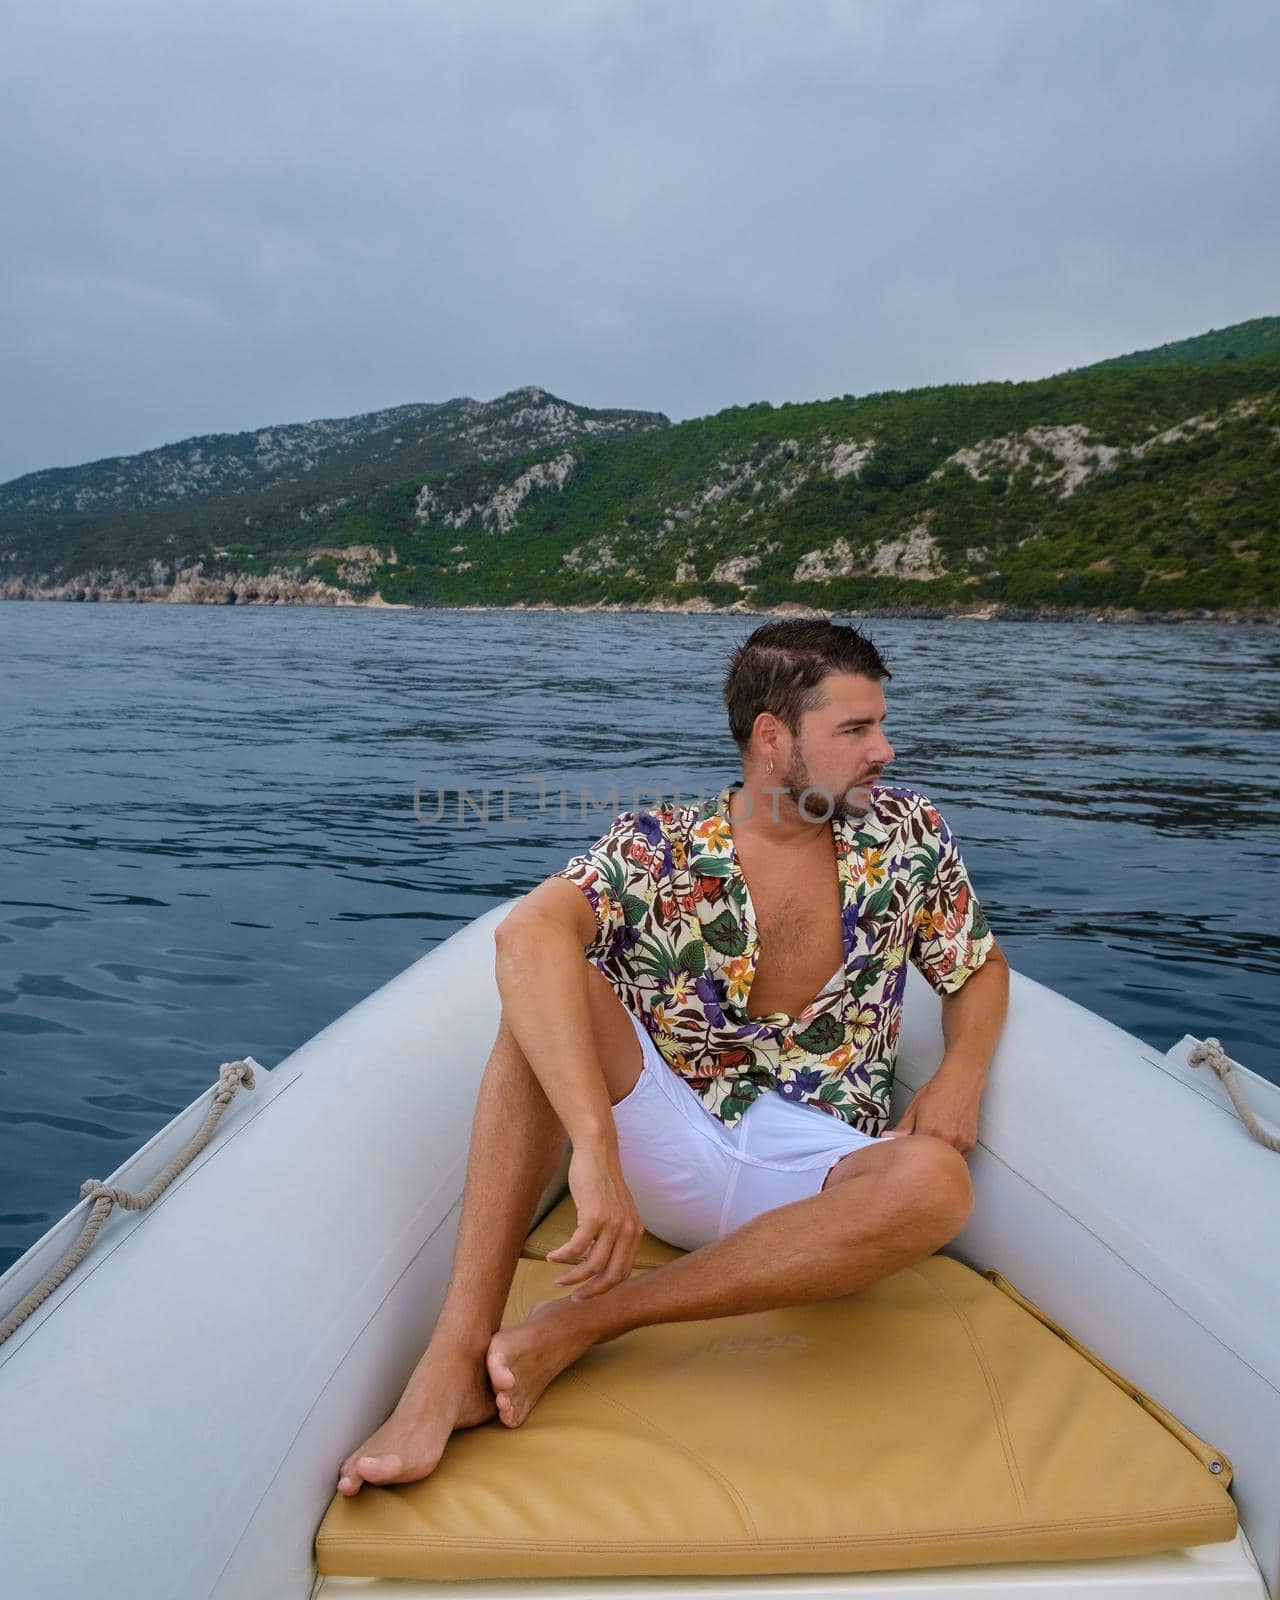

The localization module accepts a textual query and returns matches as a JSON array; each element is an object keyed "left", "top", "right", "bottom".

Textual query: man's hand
[
  {"left": 545, "top": 1144, "right": 645, "bottom": 1300},
  {"left": 892, "top": 1062, "right": 983, "bottom": 1154},
  {"left": 894, "top": 953, "right": 1008, "bottom": 1153}
]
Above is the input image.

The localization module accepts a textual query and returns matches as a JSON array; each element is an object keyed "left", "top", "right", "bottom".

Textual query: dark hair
[{"left": 722, "top": 617, "right": 893, "bottom": 751}]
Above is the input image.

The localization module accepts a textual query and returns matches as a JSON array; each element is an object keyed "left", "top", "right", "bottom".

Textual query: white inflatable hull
[{"left": 1, "top": 901, "right": 1275, "bottom": 1599}]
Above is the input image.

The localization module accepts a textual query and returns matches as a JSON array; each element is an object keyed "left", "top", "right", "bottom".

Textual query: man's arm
[
  {"left": 892, "top": 942, "right": 1010, "bottom": 1153},
  {"left": 493, "top": 878, "right": 644, "bottom": 1295},
  {"left": 938, "top": 939, "right": 1009, "bottom": 1082},
  {"left": 494, "top": 878, "right": 620, "bottom": 1151}
]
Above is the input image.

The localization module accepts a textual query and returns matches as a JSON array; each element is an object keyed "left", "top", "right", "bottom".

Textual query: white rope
[
  {"left": 0, "top": 1060, "right": 256, "bottom": 1347},
  {"left": 1188, "top": 1037, "right": 1280, "bottom": 1153}
]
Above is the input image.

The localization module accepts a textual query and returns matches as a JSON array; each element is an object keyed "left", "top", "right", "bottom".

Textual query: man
[{"left": 337, "top": 617, "right": 1008, "bottom": 1495}]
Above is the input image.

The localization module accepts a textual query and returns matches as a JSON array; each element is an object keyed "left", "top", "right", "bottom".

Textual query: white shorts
[{"left": 612, "top": 1009, "right": 890, "bottom": 1252}]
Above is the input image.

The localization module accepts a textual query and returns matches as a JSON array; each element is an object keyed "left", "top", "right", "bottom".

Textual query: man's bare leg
[
  {"left": 337, "top": 966, "right": 642, "bottom": 1495},
  {"left": 486, "top": 1133, "right": 973, "bottom": 1428}
]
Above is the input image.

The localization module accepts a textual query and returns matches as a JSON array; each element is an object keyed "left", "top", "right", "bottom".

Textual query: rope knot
[
  {"left": 80, "top": 1178, "right": 148, "bottom": 1211},
  {"left": 218, "top": 1060, "right": 256, "bottom": 1093},
  {"left": 1188, "top": 1038, "right": 1227, "bottom": 1077}
]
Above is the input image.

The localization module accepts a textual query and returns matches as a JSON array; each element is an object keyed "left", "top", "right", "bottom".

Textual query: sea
[{"left": 1, "top": 601, "right": 1277, "bottom": 1274}]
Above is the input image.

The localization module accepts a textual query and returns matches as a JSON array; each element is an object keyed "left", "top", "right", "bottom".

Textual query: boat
[{"left": 1, "top": 897, "right": 1277, "bottom": 1599}]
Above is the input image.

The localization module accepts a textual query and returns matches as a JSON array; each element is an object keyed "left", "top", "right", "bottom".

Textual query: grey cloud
[{"left": 1, "top": 0, "right": 1276, "bottom": 482}]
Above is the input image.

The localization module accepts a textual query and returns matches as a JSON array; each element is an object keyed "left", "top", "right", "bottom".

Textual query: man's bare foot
[
  {"left": 336, "top": 1352, "right": 496, "bottom": 1495},
  {"left": 485, "top": 1296, "right": 601, "bottom": 1429}
]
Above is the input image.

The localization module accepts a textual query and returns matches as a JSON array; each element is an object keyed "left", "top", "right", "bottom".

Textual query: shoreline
[
  {"left": 0, "top": 588, "right": 1275, "bottom": 625},
  {"left": 474, "top": 598, "right": 1280, "bottom": 625}
]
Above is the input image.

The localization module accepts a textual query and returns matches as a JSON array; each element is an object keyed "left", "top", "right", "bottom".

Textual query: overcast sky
[{"left": 1, "top": 0, "right": 1275, "bottom": 484}]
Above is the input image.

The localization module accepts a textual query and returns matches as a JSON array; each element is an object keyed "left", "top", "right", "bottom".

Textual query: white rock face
[
  {"left": 1133, "top": 417, "right": 1216, "bottom": 457},
  {"left": 562, "top": 541, "right": 620, "bottom": 574},
  {"left": 485, "top": 452, "right": 578, "bottom": 533},
  {"left": 866, "top": 520, "right": 946, "bottom": 577},
  {"left": 657, "top": 434, "right": 875, "bottom": 532},
  {"left": 304, "top": 544, "right": 397, "bottom": 585},
  {"left": 709, "top": 553, "right": 760, "bottom": 586},
  {"left": 818, "top": 436, "right": 876, "bottom": 479},
  {"left": 1131, "top": 395, "right": 1268, "bottom": 458},
  {"left": 416, "top": 451, "right": 577, "bottom": 534},
  {"left": 708, "top": 542, "right": 780, "bottom": 587},
  {"left": 413, "top": 485, "right": 472, "bottom": 528},
  {"left": 501, "top": 391, "right": 602, "bottom": 440},
  {"left": 931, "top": 424, "right": 1121, "bottom": 496},
  {"left": 665, "top": 440, "right": 805, "bottom": 524},
  {"left": 432, "top": 387, "right": 664, "bottom": 463},
  {"left": 166, "top": 564, "right": 359, "bottom": 605},
  {"left": 794, "top": 517, "right": 945, "bottom": 583},
  {"left": 924, "top": 394, "right": 1272, "bottom": 502},
  {"left": 645, "top": 594, "right": 722, "bottom": 613},
  {"left": 693, "top": 458, "right": 763, "bottom": 510},
  {"left": 307, "top": 543, "right": 396, "bottom": 565},
  {"left": 794, "top": 539, "right": 857, "bottom": 582}
]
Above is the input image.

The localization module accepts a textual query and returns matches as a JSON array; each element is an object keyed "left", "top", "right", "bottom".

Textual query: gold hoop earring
[{"left": 766, "top": 759, "right": 774, "bottom": 775}]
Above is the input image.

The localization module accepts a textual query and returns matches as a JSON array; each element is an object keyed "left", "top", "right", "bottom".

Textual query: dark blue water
[{"left": 1, "top": 603, "right": 1276, "bottom": 1273}]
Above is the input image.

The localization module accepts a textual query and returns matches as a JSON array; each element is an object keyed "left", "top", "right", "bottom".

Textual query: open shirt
[{"left": 553, "top": 780, "right": 996, "bottom": 1135}]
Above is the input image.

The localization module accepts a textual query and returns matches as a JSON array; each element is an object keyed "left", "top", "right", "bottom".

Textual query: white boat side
[{"left": 0, "top": 900, "right": 1275, "bottom": 1600}]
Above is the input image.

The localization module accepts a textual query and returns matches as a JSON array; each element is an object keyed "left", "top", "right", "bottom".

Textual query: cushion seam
[
  {"left": 908, "top": 1261, "right": 1030, "bottom": 1518},
  {"left": 563, "top": 1369, "right": 760, "bottom": 1539},
  {"left": 316, "top": 1500, "right": 1233, "bottom": 1550}
]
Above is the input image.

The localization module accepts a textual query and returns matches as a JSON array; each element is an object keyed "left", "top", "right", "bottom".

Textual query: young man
[{"left": 337, "top": 618, "right": 1009, "bottom": 1495}]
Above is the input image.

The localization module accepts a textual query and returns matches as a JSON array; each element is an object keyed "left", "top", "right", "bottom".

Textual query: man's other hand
[
  {"left": 545, "top": 1144, "right": 645, "bottom": 1299},
  {"left": 891, "top": 1065, "right": 982, "bottom": 1154}
]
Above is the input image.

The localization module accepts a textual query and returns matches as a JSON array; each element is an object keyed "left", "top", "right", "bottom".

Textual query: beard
[{"left": 776, "top": 746, "right": 874, "bottom": 823}]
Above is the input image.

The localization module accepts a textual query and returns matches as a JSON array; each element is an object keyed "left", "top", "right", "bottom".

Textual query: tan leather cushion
[
  {"left": 521, "top": 1193, "right": 686, "bottom": 1270},
  {"left": 315, "top": 1247, "right": 1235, "bottom": 1581}
]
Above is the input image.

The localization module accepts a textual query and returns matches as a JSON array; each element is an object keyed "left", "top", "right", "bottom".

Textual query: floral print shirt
[{"left": 553, "top": 781, "right": 995, "bottom": 1135}]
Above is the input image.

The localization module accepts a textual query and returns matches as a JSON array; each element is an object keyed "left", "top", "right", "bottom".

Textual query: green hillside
[
  {"left": 1068, "top": 314, "right": 1280, "bottom": 373},
  {"left": 2, "top": 323, "right": 1277, "bottom": 618},
  {"left": 372, "top": 356, "right": 1277, "bottom": 615}
]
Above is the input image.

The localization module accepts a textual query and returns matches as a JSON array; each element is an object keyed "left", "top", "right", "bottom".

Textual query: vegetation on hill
[
  {"left": 0, "top": 385, "right": 668, "bottom": 588},
  {"left": 2, "top": 320, "right": 1276, "bottom": 618},
  {"left": 1066, "top": 314, "right": 1280, "bottom": 373}
]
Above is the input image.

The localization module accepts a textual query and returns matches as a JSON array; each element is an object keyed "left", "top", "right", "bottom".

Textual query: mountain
[
  {"left": 0, "top": 386, "right": 669, "bottom": 593},
  {"left": 1, "top": 325, "right": 1276, "bottom": 618}
]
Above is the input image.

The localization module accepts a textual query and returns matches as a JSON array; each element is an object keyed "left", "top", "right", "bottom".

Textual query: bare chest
[{"left": 739, "top": 853, "right": 845, "bottom": 1021}]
